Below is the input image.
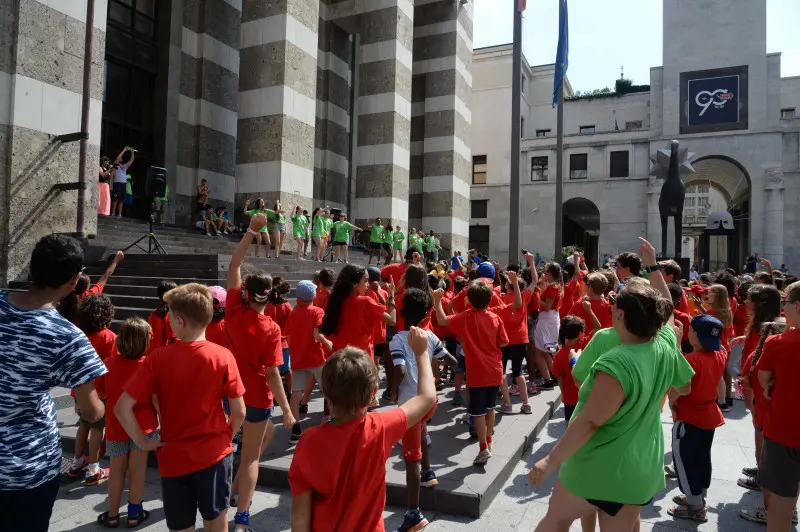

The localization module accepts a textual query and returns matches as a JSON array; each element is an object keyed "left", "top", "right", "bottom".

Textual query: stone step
[{"left": 89, "top": 275, "right": 225, "bottom": 287}]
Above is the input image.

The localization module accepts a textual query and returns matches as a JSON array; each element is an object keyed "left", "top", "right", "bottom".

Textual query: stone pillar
[
  {"left": 416, "top": 0, "right": 473, "bottom": 254},
  {"left": 763, "top": 168, "right": 784, "bottom": 266},
  {"left": 0, "top": 0, "right": 106, "bottom": 283},
  {"left": 237, "top": 0, "right": 319, "bottom": 240},
  {"left": 353, "top": 1, "right": 413, "bottom": 230},
  {"left": 408, "top": 73, "right": 425, "bottom": 234},
  {"left": 314, "top": 18, "right": 353, "bottom": 211},
  {"left": 175, "top": 0, "right": 241, "bottom": 222}
]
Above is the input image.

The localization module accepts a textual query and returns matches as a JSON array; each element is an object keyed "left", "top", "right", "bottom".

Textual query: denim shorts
[
  {"left": 245, "top": 405, "right": 272, "bottom": 423},
  {"left": 106, "top": 431, "right": 160, "bottom": 458}
]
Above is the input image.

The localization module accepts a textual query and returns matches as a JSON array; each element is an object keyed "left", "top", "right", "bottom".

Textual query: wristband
[{"left": 646, "top": 264, "right": 660, "bottom": 273}]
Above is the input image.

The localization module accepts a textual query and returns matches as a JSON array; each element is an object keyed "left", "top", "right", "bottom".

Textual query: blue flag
[{"left": 552, "top": 0, "right": 569, "bottom": 108}]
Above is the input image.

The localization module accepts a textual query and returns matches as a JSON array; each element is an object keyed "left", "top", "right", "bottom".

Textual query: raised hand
[
  {"left": 408, "top": 326, "right": 429, "bottom": 356},
  {"left": 431, "top": 288, "right": 444, "bottom": 303},
  {"left": 638, "top": 237, "right": 658, "bottom": 266},
  {"left": 249, "top": 213, "right": 267, "bottom": 232}
]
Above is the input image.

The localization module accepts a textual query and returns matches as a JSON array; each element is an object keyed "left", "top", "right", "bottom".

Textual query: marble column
[{"left": 763, "top": 168, "right": 785, "bottom": 267}]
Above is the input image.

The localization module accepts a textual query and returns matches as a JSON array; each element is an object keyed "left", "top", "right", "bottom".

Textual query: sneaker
[
  {"left": 398, "top": 509, "right": 429, "bottom": 532},
  {"left": 737, "top": 476, "right": 761, "bottom": 491},
  {"left": 718, "top": 400, "right": 730, "bottom": 412},
  {"left": 473, "top": 449, "right": 492, "bottom": 466},
  {"left": 741, "top": 466, "right": 757, "bottom": 477},
  {"left": 435, "top": 379, "right": 444, "bottom": 391},
  {"left": 668, "top": 504, "right": 707, "bottom": 522},
  {"left": 527, "top": 382, "right": 537, "bottom": 395},
  {"left": 739, "top": 506, "right": 768, "bottom": 525},
  {"left": 497, "top": 403, "right": 514, "bottom": 414},
  {"left": 67, "top": 456, "right": 88, "bottom": 477},
  {"left": 520, "top": 403, "right": 533, "bottom": 415},
  {"left": 84, "top": 467, "right": 110, "bottom": 486},
  {"left": 509, "top": 384, "right": 520, "bottom": 396},
  {"left": 664, "top": 464, "right": 677, "bottom": 478},
  {"left": 452, "top": 391, "right": 464, "bottom": 406},
  {"left": 537, "top": 380, "right": 555, "bottom": 391},
  {"left": 299, "top": 402, "right": 309, "bottom": 415},
  {"left": 290, "top": 432, "right": 301, "bottom": 443},
  {"left": 420, "top": 469, "right": 438, "bottom": 488}
]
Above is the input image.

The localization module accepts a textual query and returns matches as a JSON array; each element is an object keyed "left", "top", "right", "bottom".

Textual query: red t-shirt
[
  {"left": 81, "top": 282, "right": 105, "bottom": 300},
  {"left": 739, "top": 329, "right": 761, "bottom": 377},
  {"left": 497, "top": 290, "right": 532, "bottom": 345},
  {"left": 675, "top": 350, "right": 726, "bottom": 429},
  {"left": 123, "top": 341, "right": 245, "bottom": 477},
  {"left": 205, "top": 319, "right": 230, "bottom": 350},
  {"left": 225, "top": 288, "right": 284, "bottom": 409},
  {"left": 285, "top": 303, "right": 326, "bottom": 369},
  {"left": 528, "top": 287, "right": 541, "bottom": 314},
  {"left": 677, "top": 290, "right": 690, "bottom": 315},
  {"left": 288, "top": 409, "right": 407, "bottom": 532},
  {"left": 560, "top": 278, "right": 581, "bottom": 318},
  {"left": 265, "top": 301, "right": 293, "bottom": 349},
  {"left": 148, "top": 310, "right": 175, "bottom": 351},
  {"left": 674, "top": 310, "right": 691, "bottom": 344},
  {"left": 447, "top": 309, "right": 508, "bottom": 387},
  {"left": 451, "top": 278, "right": 503, "bottom": 313},
  {"left": 567, "top": 298, "right": 613, "bottom": 338},
  {"left": 394, "top": 291, "right": 434, "bottom": 334},
  {"left": 368, "top": 288, "right": 388, "bottom": 344},
  {"left": 313, "top": 289, "right": 331, "bottom": 311},
  {"left": 87, "top": 328, "right": 117, "bottom": 399},
  {"left": 104, "top": 354, "right": 158, "bottom": 442},
  {"left": 381, "top": 262, "right": 409, "bottom": 285},
  {"left": 432, "top": 293, "right": 452, "bottom": 340},
  {"left": 756, "top": 329, "right": 800, "bottom": 447},
  {"left": 541, "top": 283, "right": 562, "bottom": 312},
  {"left": 329, "top": 295, "right": 386, "bottom": 357},
  {"left": 732, "top": 303, "right": 749, "bottom": 337},
  {"left": 551, "top": 337, "right": 588, "bottom": 406},
  {"left": 707, "top": 308, "right": 734, "bottom": 352}
]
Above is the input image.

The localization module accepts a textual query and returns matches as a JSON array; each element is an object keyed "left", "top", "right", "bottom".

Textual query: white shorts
[
  {"left": 291, "top": 366, "right": 324, "bottom": 393},
  {"left": 534, "top": 310, "right": 560, "bottom": 353}
]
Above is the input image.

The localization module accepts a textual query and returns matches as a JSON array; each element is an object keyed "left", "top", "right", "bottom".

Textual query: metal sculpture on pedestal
[{"left": 649, "top": 140, "right": 696, "bottom": 258}]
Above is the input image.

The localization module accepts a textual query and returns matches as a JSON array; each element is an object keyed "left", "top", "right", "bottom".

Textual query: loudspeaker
[{"left": 145, "top": 166, "right": 167, "bottom": 198}]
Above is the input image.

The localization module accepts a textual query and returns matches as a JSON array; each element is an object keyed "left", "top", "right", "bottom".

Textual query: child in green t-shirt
[
  {"left": 367, "top": 217, "right": 385, "bottom": 265},
  {"left": 392, "top": 226, "right": 405, "bottom": 263},
  {"left": 331, "top": 215, "right": 362, "bottom": 263},
  {"left": 291, "top": 206, "right": 309, "bottom": 260},
  {"left": 244, "top": 198, "right": 274, "bottom": 258}
]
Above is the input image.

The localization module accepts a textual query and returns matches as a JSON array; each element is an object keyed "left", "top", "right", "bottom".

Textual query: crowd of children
[{"left": 29, "top": 215, "right": 799, "bottom": 532}]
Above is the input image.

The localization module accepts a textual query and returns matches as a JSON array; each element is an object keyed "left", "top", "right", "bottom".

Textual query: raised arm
[
  {"left": 581, "top": 299, "right": 602, "bottom": 332},
  {"left": 381, "top": 282, "right": 397, "bottom": 326},
  {"left": 525, "top": 252, "right": 539, "bottom": 292},
  {"left": 432, "top": 289, "right": 450, "bottom": 326},
  {"left": 227, "top": 214, "right": 267, "bottom": 289},
  {"left": 638, "top": 238, "right": 670, "bottom": 301},
  {"left": 98, "top": 251, "right": 124, "bottom": 286},
  {"left": 114, "top": 147, "right": 128, "bottom": 164},
  {"left": 399, "top": 327, "right": 438, "bottom": 428},
  {"left": 508, "top": 270, "right": 522, "bottom": 309}
]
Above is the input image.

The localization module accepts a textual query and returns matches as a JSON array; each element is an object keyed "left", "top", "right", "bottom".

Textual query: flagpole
[
  {"left": 508, "top": 0, "right": 523, "bottom": 265},
  {"left": 554, "top": 0, "right": 565, "bottom": 263}
]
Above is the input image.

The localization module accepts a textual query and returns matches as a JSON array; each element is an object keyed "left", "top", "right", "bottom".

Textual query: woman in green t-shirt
[
  {"left": 269, "top": 201, "right": 286, "bottom": 259},
  {"left": 311, "top": 208, "right": 331, "bottom": 262},
  {"left": 392, "top": 226, "right": 405, "bottom": 262},
  {"left": 529, "top": 239, "right": 694, "bottom": 530},
  {"left": 381, "top": 224, "right": 394, "bottom": 266},
  {"left": 331, "top": 215, "right": 362, "bottom": 263},
  {"left": 291, "top": 206, "right": 309, "bottom": 260},
  {"left": 244, "top": 198, "right": 274, "bottom": 258}
]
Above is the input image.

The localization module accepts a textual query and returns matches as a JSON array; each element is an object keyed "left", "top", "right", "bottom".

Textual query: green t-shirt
[
  {"left": 424, "top": 235, "right": 436, "bottom": 251},
  {"left": 125, "top": 176, "right": 132, "bottom": 195},
  {"left": 383, "top": 230, "right": 393, "bottom": 245},
  {"left": 312, "top": 216, "right": 326, "bottom": 238},
  {"left": 155, "top": 184, "right": 169, "bottom": 201},
  {"left": 559, "top": 325, "right": 694, "bottom": 504},
  {"left": 332, "top": 221, "right": 355, "bottom": 243},
  {"left": 572, "top": 327, "right": 621, "bottom": 384},
  {"left": 392, "top": 231, "right": 405, "bottom": 250},
  {"left": 323, "top": 217, "right": 333, "bottom": 235},
  {"left": 370, "top": 224, "right": 384, "bottom": 243},
  {"left": 292, "top": 214, "right": 308, "bottom": 238},
  {"left": 408, "top": 234, "right": 420, "bottom": 248},
  {"left": 246, "top": 209, "right": 273, "bottom": 233}
]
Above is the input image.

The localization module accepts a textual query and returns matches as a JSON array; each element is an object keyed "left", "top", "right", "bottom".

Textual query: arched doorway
[
  {"left": 563, "top": 198, "right": 600, "bottom": 269},
  {"left": 683, "top": 156, "right": 751, "bottom": 272}
]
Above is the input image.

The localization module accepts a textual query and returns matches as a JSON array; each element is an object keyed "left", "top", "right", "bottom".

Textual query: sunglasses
[{"left": 780, "top": 299, "right": 796, "bottom": 308}]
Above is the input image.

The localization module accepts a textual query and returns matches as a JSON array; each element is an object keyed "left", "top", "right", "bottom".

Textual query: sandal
[
  {"left": 97, "top": 511, "right": 120, "bottom": 529},
  {"left": 672, "top": 494, "right": 706, "bottom": 506},
  {"left": 668, "top": 505, "right": 707, "bottom": 522},
  {"left": 126, "top": 509, "right": 149, "bottom": 528}
]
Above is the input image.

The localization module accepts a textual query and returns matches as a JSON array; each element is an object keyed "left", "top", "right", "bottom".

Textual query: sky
[{"left": 473, "top": 0, "right": 800, "bottom": 93}]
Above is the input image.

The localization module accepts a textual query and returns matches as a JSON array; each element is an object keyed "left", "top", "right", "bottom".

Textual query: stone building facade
[{"left": 0, "top": 0, "right": 473, "bottom": 283}]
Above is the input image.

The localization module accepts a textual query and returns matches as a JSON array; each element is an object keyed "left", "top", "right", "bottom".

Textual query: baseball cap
[
  {"left": 477, "top": 261, "right": 496, "bottom": 279},
  {"left": 367, "top": 266, "right": 381, "bottom": 283},
  {"left": 691, "top": 314, "right": 724, "bottom": 351},
  {"left": 296, "top": 280, "right": 317, "bottom": 302},
  {"left": 208, "top": 286, "right": 227, "bottom": 308}
]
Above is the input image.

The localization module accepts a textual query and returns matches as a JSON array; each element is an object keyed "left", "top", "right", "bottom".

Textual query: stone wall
[{"left": 0, "top": 0, "right": 106, "bottom": 283}]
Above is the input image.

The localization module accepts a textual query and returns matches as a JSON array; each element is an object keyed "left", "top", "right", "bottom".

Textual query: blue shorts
[
  {"left": 468, "top": 385, "right": 500, "bottom": 416},
  {"left": 245, "top": 405, "right": 272, "bottom": 423},
  {"left": 279, "top": 347, "right": 291, "bottom": 374},
  {"left": 123, "top": 194, "right": 133, "bottom": 205}
]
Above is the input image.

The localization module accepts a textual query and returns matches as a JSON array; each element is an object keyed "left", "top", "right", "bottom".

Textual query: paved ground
[{"left": 49, "top": 401, "right": 795, "bottom": 531}]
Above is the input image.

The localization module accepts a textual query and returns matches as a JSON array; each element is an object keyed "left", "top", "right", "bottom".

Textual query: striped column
[
  {"left": 314, "top": 17, "right": 353, "bottom": 211},
  {"left": 408, "top": 68, "right": 426, "bottom": 232},
  {"left": 176, "top": 0, "right": 241, "bottom": 220},
  {"left": 237, "top": 0, "right": 319, "bottom": 241},
  {"left": 353, "top": 0, "right": 414, "bottom": 230},
  {"left": 415, "top": 0, "right": 473, "bottom": 254}
]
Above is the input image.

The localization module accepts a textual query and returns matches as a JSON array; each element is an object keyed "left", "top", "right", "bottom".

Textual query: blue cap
[
  {"left": 477, "top": 261, "right": 495, "bottom": 279},
  {"left": 691, "top": 314, "right": 724, "bottom": 351},
  {"left": 367, "top": 266, "right": 381, "bottom": 283},
  {"left": 472, "top": 256, "right": 483, "bottom": 265},
  {"left": 296, "top": 280, "right": 317, "bottom": 302}
]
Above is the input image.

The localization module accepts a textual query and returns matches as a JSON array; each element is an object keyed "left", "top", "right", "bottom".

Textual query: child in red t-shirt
[
  {"left": 289, "top": 331, "right": 437, "bottom": 531},
  {"left": 532, "top": 262, "right": 564, "bottom": 391},
  {"left": 669, "top": 283, "right": 693, "bottom": 353},
  {"left": 497, "top": 272, "right": 533, "bottom": 415},
  {"left": 115, "top": 283, "right": 246, "bottom": 532},
  {"left": 69, "top": 294, "right": 117, "bottom": 484},
  {"left": 551, "top": 315, "right": 588, "bottom": 423},
  {"left": 433, "top": 280, "right": 509, "bottom": 466},
  {"left": 567, "top": 273, "right": 612, "bottom": 337},
  {"left": 225, "top": 216, "right": 296, "bottom": 532},
  {"left": 148, "top": 280, "right": 177, "bottom": 351},
  {"left": 312, "top": 267, "right": 335, "bottom": 310},
  {"left": 265, "top": 277, "right": 294, "bottom": 393},
  {"left": 205, "top": 285, "right": 229, "bottom": 349},
  {"left": 98, "top": 318, "right": 158, "bottom": 528},
  {"left": 285, "top": 280, "right": 332, "bottom": 442},
  {"left": 667, "top": 315, "right": 727, "bottom": 523}
]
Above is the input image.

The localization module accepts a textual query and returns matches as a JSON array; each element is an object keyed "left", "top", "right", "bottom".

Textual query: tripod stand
[{"left": 122, "top": 203, "right": 167, "bottom": 255}]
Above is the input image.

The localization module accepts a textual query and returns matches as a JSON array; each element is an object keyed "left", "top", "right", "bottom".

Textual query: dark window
[
  {"left": 531, "top": 156, "right": 548, "bottom": 181},
  {"left": 781, "top": 108, "right": 796, "bottom": 119},
  {"left": 536, "top": 129, "right": 550, "bottom": 137},
  {"left": 579, "top": 125, "right": 596, "bottom": 134},
  {"left": 521, "top": 117, "right": 525, "bottom": 138},
  {"left": 625, "top": 120, "right": 643, "bottom": 130},
  {"left": 471, "top": 200, "right": 488, "bottom": 219},
  {"left": 472, "top": 155, "right": 487, "bottom": 185},
  {"left": 609, "top": 150, "right": 629, "bottom": 178},
  {"left": 469, "top": 226, "right": 490, "bottom": 255},
  {"left": 569, "top": 154, "right": 588, "bottom": 180}
]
